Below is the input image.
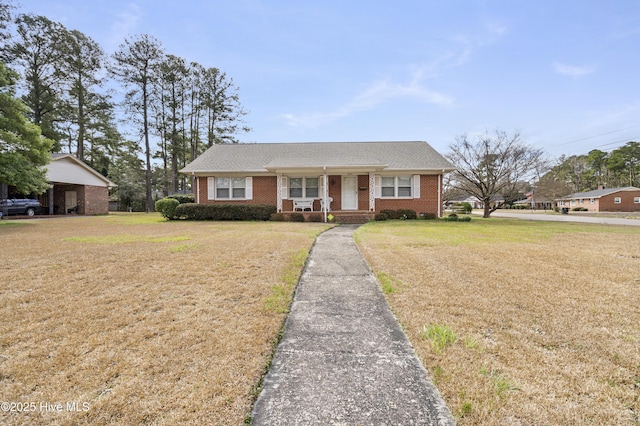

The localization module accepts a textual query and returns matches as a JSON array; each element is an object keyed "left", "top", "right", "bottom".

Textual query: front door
[
  {"left": 65, "top": 191, "right": 77, "bottom": 213},
  {"left": 342, "top": 176, "right": 358, "bottom": 210}
]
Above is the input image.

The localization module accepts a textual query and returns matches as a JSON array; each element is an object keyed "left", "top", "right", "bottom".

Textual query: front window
[
  {"left": 635, "top": 197, "right": 640, "bottom": 204},
  {"left": 614, "top": 197, "right": 621, "bottom": 204},
  {"left": 380, "top": 175, "right": 412, "bottom": 198},
  {"left": 217, "top": 177, "right": 246, "bottom": 199},
  {"left": 289, "top": 177, "right": 318, "bottom": 198}
]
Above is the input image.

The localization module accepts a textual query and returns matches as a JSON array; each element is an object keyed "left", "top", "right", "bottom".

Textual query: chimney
[{"left": 598, "top": 185, "right": 605, "bottom": 190}]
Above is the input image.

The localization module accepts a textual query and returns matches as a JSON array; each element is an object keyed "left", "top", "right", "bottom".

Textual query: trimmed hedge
[
  {"left": 379, "top": 209, "right": 417, "bottom": 220},
  {"left": 174, "top": 203, "right": 276, "bottom": 221},
  {"left": 167, "top": 194, "right": 195, "bottom": 204},
  {"left": 155, "top": 198, "right": 180, "bottom": 220}
]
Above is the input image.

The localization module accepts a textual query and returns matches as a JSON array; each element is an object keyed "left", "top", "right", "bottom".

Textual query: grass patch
[
  {"left": 356, "top": 219, "right": 640, "bottom": 425},
  {"left": 265, "top": 249, "right": 309, "bottom": 313},
  {"left": 0, "top": 214, "right": 329, "bottom": 425},
  {"left": 376, "top": 271, "right": 400, "bottom": 294},
  {"left": 421, "top": 323, "right": 457, "bottom": 353},
  {"left": 63, "top": 235, "right": 190, "bottom": 244}
]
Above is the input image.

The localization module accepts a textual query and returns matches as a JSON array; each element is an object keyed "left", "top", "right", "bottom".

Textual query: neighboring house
[
  {"left": 445, "top": 195, "right": 482, "bottom": 209},
  {"left": 41, "top": 153, "right": 117, "bottom": 215},
  {"left": 513, "top": 192, "right": 554, "bottom": 210},
  {"left": 180, "top": 141, "right": 455, "bottom": 221},
  {"left": 555, "top": 186, "right": 640, "bottom": 212}
]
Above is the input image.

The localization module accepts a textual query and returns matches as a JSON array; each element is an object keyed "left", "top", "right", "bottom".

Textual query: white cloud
[
  {"left": 554, "top": 62, "right": 594, "bottom": 77},
  {"left": 108, "top": 2, "right": 142, "bottom": 50},
  {"left": 281, "top": 74, "right": 453, "bottom": 128}
]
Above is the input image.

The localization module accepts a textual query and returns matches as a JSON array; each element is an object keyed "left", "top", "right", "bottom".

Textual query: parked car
[{"left": 0, "top": 198, "right": 42, "bottom": 216}]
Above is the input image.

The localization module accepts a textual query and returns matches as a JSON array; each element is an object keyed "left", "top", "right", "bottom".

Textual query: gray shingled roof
[
  {"left": 559, "top": 186, "right": 640, "bottom": 199},
  {"left": 180, "top": 141, "right": 454, "bottom": 174}
]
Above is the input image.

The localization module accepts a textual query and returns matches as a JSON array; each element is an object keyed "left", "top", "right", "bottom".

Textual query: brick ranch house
[
  {"left": 41, "top": 153, "right": 116, "bottom": 215},
  {"left": 180, "top": 141, "right": 455, "bottom": 222},
  {"left": 555, "top": 186, "right": 640, "bottom": 212}
]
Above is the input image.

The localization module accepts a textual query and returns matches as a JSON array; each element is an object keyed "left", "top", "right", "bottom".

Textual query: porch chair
[{"left": 320, "top": 197, "right": 333, "bottom": 211}]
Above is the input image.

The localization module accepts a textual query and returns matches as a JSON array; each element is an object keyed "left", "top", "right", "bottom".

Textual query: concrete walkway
[{"left": 252, "top": 225, "right": 455, "bottom": 425}]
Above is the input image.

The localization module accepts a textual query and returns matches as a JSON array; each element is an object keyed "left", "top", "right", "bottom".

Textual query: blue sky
[{"left": 17, "top": 0, "right": 640, "bottom": 158}]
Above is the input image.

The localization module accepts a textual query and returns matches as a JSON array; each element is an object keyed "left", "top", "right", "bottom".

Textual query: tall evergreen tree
[
  {"left": 110, "top": 34, "right": 164, "bottom": 212},
  {"left": 0, "top": 61, "right": 53, "bottom": 213},
  {"left": 5, "top": 14, "right": 65, "bottom": 146},
  {"left": 58, "top": 29, "right": 109, "bottom": 161}
]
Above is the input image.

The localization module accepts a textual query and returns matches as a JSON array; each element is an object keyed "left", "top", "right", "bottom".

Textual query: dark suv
[{"left": 0, "top": 198, "right": 42, "bottom": 216}]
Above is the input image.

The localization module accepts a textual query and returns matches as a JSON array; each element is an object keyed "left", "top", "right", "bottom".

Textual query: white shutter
[
  {"left": 374, "top": 175, "right": 381, "bottom": 198},
  {"left": 207, "top": 177, "right": 216, "bottom": 200},
  {"left": 413, "top": 175, "right": 421, "bottom": 199},
  {"left": 245, "top": 177, "right": 253, "bottom": 200},
  {"left": 281, "top": 176, "right": 289, "bottom": 199}
]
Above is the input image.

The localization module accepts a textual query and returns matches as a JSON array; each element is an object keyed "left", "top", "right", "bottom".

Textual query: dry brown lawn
[
  {"left": 0, "top": 213, "right": 329, "bottom": 425},
  {"left": 356, "top": 219, "right": 640, "bottom": 425}
]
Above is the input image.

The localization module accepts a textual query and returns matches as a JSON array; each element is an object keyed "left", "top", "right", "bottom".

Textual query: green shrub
[
  {"left": 460, "top": 202, "right": 472, "bottom": 213},
  {"left": 458, "top": 216, "right": 472, "bottom": 222},
  {"left": 420, "top": 212, "right": 437, "bottom": 220},
  {"left": 167, "top": 194, "right": 195, "bottom": 204},
  {"left": 174, "top": 203, "right": 276, "bottom": 221},
  {"left": 270, "top": 212, "right": 286, "bottom": 221},
  {"left": 380, "top": 209, "right": 398, "bottom": 219},
  {"left": 396, "top": 209, "right": 417, "bottom": 220},
  {"left": 289, "top": 212, "right": 305, "bottom": 222},
  {"left": 572, "top": 207, "right": 588, "bottom": 211},
  {"left": 155, "top": 198, "right": 180, "bottom": 220},
  {"left": 375, "top": 213, "right": 389, "bottom": 221}
]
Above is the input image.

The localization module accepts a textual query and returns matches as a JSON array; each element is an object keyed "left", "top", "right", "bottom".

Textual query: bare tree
[{"left": 446, "top": 130, "right": 546, "bottom": 218}]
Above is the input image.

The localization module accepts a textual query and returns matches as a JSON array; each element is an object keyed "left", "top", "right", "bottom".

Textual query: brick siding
[{"left": 195, "top": 174, "right": 443, "bottom": 216}]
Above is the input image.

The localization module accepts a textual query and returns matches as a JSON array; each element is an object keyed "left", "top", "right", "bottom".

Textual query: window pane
[
  {"left": 216, "top": 177, "right": 229, "bottom": 188},
  {"left": 398, "top": 186, "right": 411, "bottom": 197},
  {"left": 381, "top": 187, "right": 395, "bottom": 197},
  {"left": 232, "top": 188, "right": 245, "bottom": 198},
  {"left": 397, "top": 175, "right": 411, "bottom": 186},
  {"left": 306, "top": 178, "right": 318, "bottom": 198},
  {"left": 381, "top": 176, "right": 394, "bottom": 186},
  {"left": 217, "top": 188, "right": 229, "bottom": 198},
  {"left": 289, "top": 178, "right": 302, "bottom": 198},
  {"left": 231, "top": 177, "right": 245, "bottom": 188}
]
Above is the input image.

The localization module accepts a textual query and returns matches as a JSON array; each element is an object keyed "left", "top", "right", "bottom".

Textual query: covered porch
[{"left": 269, "top": 160, "right": 384, "bottom": 222}]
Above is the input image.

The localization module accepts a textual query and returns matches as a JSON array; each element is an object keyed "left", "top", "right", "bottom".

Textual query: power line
[{"left": 554, "top": 124, "right": 640, "bottom": 147}]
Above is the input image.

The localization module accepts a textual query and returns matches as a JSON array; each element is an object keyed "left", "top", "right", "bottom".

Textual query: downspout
[
  {"left": 438, "top": 172, "right": 442, "bottom": 218},
  {"left": 193, "top": 173, "right": 199, "bottom": 204}
]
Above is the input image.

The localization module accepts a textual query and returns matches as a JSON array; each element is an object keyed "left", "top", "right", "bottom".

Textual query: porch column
[
  {"left": 322, "top": 173, "right": 328, "bottom": 223},
  {"left": 276, "top": 174, "right": 283, "bottom": 212},
  {"left": 368, "top": 172, "right": 375, "bottom": 212},
  {"left": 48, "top": 185, "right": 54, "bottom": 215}
]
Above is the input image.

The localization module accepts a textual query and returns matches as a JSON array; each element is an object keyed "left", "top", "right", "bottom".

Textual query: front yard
[
  {"left": 0, "top": 214, "right": 329, "bottom": 425},
  {"left": 3, "top": 214, "right": 639, "bottom": 425},
  {"left": 355, "top": 219, "right": 640, "bottom": 425}
]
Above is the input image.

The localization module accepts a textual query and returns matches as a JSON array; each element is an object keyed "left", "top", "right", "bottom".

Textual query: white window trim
[
  {"left": 207, "top": 176, "right": 253, "bottom": 200},
  {"left": 614, "top": 196, "right": 622, "bottom": 204},
  {"left": 288, "top": 176, "right": 320, "bottom": 199},
  {"left": 374, "top": 174, "right": 418, "bottom": 199},
  {"left": 634, "top": 197, "right": 640, "bottom": 204}
]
